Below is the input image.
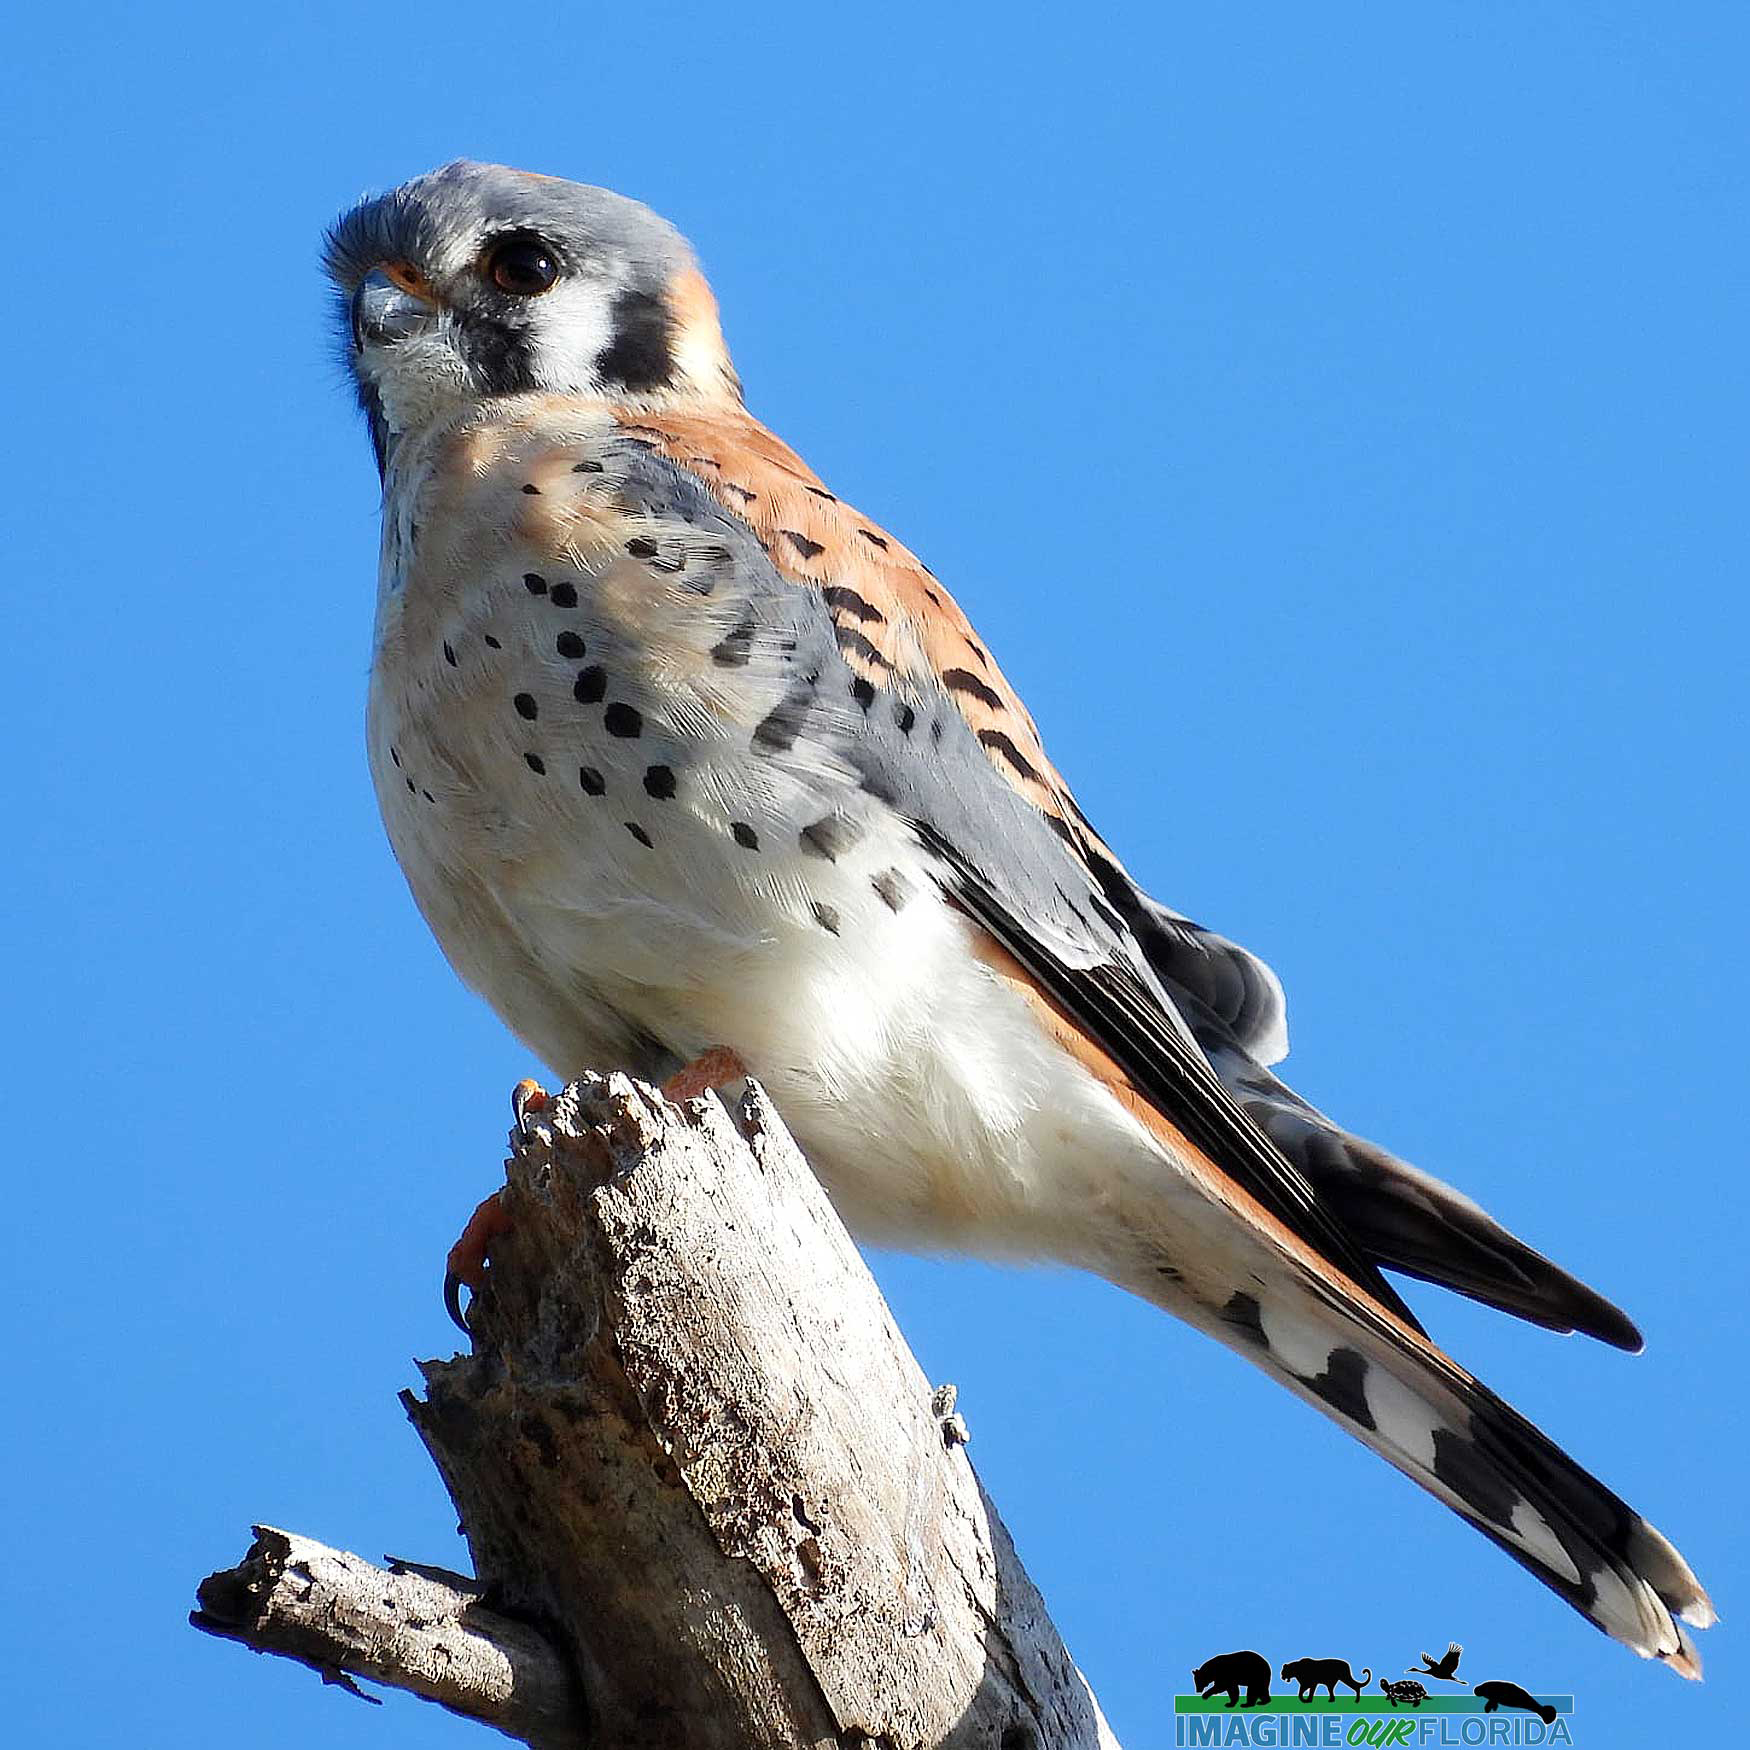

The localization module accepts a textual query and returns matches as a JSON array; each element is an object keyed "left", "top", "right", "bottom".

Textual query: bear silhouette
[
  {"left": 1280, "top": 1657, "right": 1370, "bottom": 1702},
  {"left": 1379, "top": 1677, "right": 1427, "bottom": 1708},
  {"left": 1474, "top": 1680, "right": 1557, "bottom": 1725},
  {"left": 1191, "top": 1650, "right": 1271, "bottom": 1708}
]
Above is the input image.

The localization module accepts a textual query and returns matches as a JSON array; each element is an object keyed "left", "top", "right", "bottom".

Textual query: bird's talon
[
  {"left": 661, "top": 1045, "right": 748, "bottom": 1103},
  {"left": 444, "top": 1188, "right": 514, "bottom": 1334},
  {"left": 512, "top": 1077, "right": 551, "bottom": 1139}
]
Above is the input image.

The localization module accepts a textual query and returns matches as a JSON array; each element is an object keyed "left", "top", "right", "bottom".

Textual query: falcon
[{"left": 324, "top": 161, "right": 1713, "bottom": 1673}]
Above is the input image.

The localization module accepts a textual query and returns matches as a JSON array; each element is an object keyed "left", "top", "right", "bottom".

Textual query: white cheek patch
[
  {"left": 528, "top": 276, "right": 619, "bottom": 393},
  {"left": 1362, "top": 1367, "right": 1441, "bottom": 1470},
  {"left": 1510, "top": 1499, "right": 1583, "bottom": 1585}
]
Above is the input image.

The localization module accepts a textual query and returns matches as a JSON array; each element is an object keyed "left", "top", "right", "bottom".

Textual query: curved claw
[
  {"left": 512, "top": 1077, "right": 551, "bottom": 1138},
  {"left": 444, "top": 1188, "right": 514, "bottom": 1336},
  {"left": 443, "top": 1271, "right": 470, "bottom": 1335}
]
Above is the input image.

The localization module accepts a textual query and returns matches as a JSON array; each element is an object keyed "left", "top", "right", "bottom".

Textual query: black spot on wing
[
  {"left": 835, "top": 624, "right": 892, "bottom": 669},
  {"left": 1432, "top": 1427, "right": 1519, "bottom": 1527},
  {"left": 822, "top": 585, "right": 886, "bottom": 625},
  {"left": 943, "top": 667, "right": 1004, "bottom": 709},
  {"left": 1301, "top": 1347, "right": 1377, "bottom": 1431},
  {"left": 977, "top": 728, "right": 1042, "bottom": 783},
  {"left": 753, "top": 682, "right": 815, "bottom": 754},
  {"left": 712, "top": 616, "right": 755, "bottom": 667},
  {"left": 1222, "top": 1292, "right": 1269, "bottom": 1350}
]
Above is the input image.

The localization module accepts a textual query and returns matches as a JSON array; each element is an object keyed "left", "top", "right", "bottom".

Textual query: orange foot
[
  {"left": 442, "top": 1080, "right": 551, "bottom": 1333},
  {"left": 661, "top": 1045, "right": 749, "bottom": 1103}
]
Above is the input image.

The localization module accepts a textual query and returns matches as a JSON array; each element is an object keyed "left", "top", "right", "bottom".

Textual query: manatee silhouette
[{"left": 1474, "top": 1680, "right": 1557, "bottom": 1725}]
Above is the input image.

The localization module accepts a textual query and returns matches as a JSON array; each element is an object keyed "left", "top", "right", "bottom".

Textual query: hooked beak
[{"left": 351, "top": 266, "right": 438, "bottom": 349}]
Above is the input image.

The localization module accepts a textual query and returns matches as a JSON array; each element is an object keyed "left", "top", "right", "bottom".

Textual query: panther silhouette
[
  {"left": 1280, "top": 1657, "right": 1371, "bottom": 1702},
  {"left": 1191, "top": 1650, "right": 1271, "bottom": 1708}
]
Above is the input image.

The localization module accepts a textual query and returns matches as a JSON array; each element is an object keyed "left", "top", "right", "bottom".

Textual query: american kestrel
[{"left": 326, "top": 162, "right": 1712, "bottom": 1673}]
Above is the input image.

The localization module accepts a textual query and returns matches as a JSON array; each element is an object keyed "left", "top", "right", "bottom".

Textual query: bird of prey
[
  {"left": 325, "top": 161, "right": 1713, "bottom": 1674},
  {"left": 1411, "top": 1643, "right": 1467, "bottom": 1684}
]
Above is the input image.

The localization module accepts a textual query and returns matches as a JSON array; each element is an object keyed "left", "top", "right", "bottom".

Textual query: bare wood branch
[
  {"left": 194, "top": 1074, "right": 1119, "bottom": 1749},
  {"left": 191, "top": 1525, "right": 587, "bottom": 1747}
]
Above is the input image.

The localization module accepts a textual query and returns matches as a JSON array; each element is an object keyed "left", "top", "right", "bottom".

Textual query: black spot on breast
[
  {"left": 822, "top": 585, "right": 887, "bottom": 625},
  {"left": 523, "top": 573, "right": 547, "bottom": 595},
  {"left": 513, "top": 692, "right": 538, "bottom": 720},
  {"left": 711, "top": 618, "right": 754, "bottom": 666},
  {"left": 805, "top": 486, "right": 837, "bottom": 502},
  {"left": 782, "top": 529, "right": 825, "bottom": 560},
  {"left": 596, "top": 287, "right": 675, "bottom": 393},
  {"left": 977, "top": 728, "right": 1041, "bottom": 783},
  {"left": 405, "top": 777, "right": 415, "bottom": 793},
  {"left": 1301, "top": 1347, "right": 1376, "bottom": 1431},
  {"left": 572, "top": 458, "right": 604, "bottom": 473},
  {"left": 549, "top": 581, "right": 578, "bottom": 608},
  {"left": 524, "top": 753, "right": 546, "bottom": 774},
  {"left": 871, "top": 869, "right": 911, "bottom": 911},
  {"left": 856, "top": 527, "right": 889, "bottom": 551},
  {"left": 574, "top": 667, "right": 607, "bottom": 704},
  {"left": 521, "top": 483, "right": 540, "bottom": 496},
  {"left": 483, "top": 634, "right": 502, "bottom": 650},
  {"left": 578, "top": 766, "right": 605, "bottom": 795},
  {"left": 556, "top": 630, "right": 586, "bottom": 659},
  {"left": 1432, "top": 1428, "right": 1518, "bottom": 1527},
  {"left": 893, "top": 701, "right": 916, "bottom": 735},
  {"left": 624, "top": 821, "right": 654, "bottom": 848},
  {"left": 850, "top": 676, "right": 877, "bottom": 710},
  {"left": 642, "top": 764, "right": 677, "bottom": 799},
  {"left": 604, "top": 702, "right": 643, "bottom": 738},
  {"left": 725, "top": 483, "right": 758, "bottom": 505},
  {"left": 1221, "top": 1291, "right": 1268, "bottom": 1350},
  {"left": 443, "top": 642, "right": 458, "bottom": 667},
  {"left": 800, "top": 814, "right": 859, "bottom": 861},
  {"left": 811, "top": 901, "right": 842, "bottom": 936},
  {"left": 943, "top": 667, "right": 1003, "bottom": 709},
  {"left": 731, "top": 822, "right": 759, "bottom": 850},
  {"left": 625, "top": 536, "right": 659, "bottom": 559},
  {"left": 964, "top": 635, "right": 990, "bottom": 667},
  {"left": 389, "top": 746, "right": 401, "bottom": 767}
]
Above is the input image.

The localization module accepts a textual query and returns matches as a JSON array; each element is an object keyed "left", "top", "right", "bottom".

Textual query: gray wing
[{"left": 621, "top": 441, "right": 1638, "bottom": 1347}]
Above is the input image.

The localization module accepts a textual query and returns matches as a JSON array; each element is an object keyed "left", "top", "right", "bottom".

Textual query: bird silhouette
[{"left": 1410, "top": 1643, "right": 1467, "bottom": 1684}]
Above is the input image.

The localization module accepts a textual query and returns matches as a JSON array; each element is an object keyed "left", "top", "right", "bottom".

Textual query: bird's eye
[{"left": 485, "top": 236, "right": 560, "bottom": 297}]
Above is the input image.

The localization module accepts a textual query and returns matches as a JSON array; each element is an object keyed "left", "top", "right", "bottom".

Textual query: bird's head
[{"left": 325, "top": 161, "right": 740, "bottom": 474}]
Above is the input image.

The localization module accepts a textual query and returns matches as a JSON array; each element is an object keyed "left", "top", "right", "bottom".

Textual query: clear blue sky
[{"left": 4, "top": 5, "right": 1743, "bottom": 1745}]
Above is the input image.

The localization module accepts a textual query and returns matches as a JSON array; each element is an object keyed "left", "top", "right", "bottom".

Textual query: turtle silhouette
[
  {"left": 1409, "top": 1641, "right": 1467, "bottom": 1684},
  {"left": 1281, "top": 1657, "right": 1370, "bottom": 1702},
  {"left": 1474, "top": 1680, "right": 1557, "bottom": 1725},
  {"left": 1191, "top": 1650, "right": 1271, "bottom": 1708},
  {"left": 1379, "top": 1677, "right": 1427, "bottom": 1708}
]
